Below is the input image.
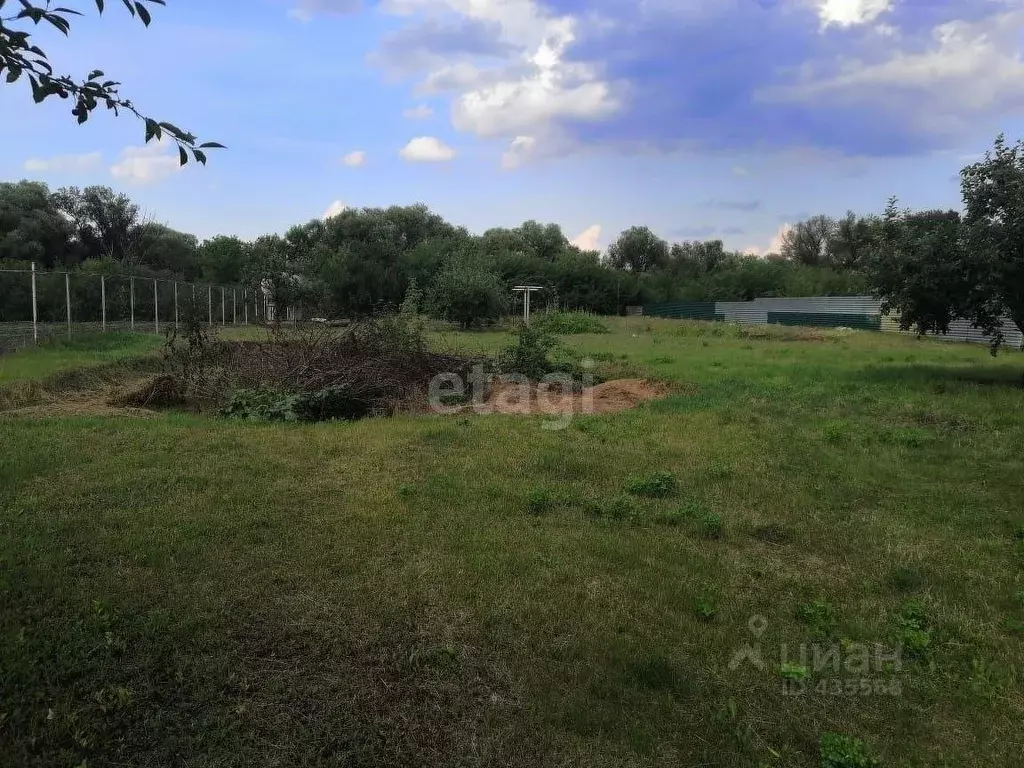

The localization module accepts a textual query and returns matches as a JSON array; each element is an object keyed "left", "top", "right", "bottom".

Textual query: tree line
[
  {"left": 0, "top": 181, "right": 870, "bottom": 325},
  {"left": 2, "top": 134, "right": 1021, "bottom": 339}
]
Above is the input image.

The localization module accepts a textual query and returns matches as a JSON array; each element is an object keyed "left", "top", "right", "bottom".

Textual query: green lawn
[
  {"left": 1, "top": 321, "right": 1022, "bottom": 767},
  {"left": 0, "top": 332, "right": 162, "bottom": 385}
]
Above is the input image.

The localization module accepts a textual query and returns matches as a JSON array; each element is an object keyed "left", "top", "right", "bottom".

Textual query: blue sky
[{"left": 2, "top": 0, "right": 1022, "bottom": 254}]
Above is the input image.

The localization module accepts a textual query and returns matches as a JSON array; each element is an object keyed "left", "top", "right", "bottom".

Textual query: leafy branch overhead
[{"left": 0, "top": 0, "right": 223, "bottom": 165}]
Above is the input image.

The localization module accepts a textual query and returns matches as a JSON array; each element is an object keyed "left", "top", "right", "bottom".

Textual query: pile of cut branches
[{"left": 128, "top": 314, "right": 484, "bottom": 422}]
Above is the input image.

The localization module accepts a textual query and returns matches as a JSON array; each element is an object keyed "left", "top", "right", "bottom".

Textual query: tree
[
  {"left": 867, "top": 200, "right": 968, "bottom": 343},
  {"left": 199, "top": 235, "right": 249, "bottom": 284},
  {"left": 429, "top": 262, "right": 507, "bottom": 329},
  {"left": 0, "top": 0, "right": 222, "bottom": 164},
  {"left": 828, "top": 212, "right": 878, "bottom": 271},
  {"left": 780, "top": 215, "right": 836, "bottom": 266},
  {"left": 868, "top": 135, "right": 1024, "bottom": 353},
  {"left": 607, "top": 226, "right": 669, "bottom": 272},
  {"left": 0, "top": 180, "right": 76, "bottom": 265},
  {"left": 54, "top": 185, "right": 140, "bottom": 263},
  {"left": 960, "top": 135, "right": 1024, "bottom": 341}
]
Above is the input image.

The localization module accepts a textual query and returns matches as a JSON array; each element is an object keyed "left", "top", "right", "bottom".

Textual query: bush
[
  {"left": 532, "top": 311, "right": 608, "bottom": 335},
  {"left": 495, "top": 325, "right": 558, "bottom": 380},
  {"left": 627, "top": 470, "right": 679, "bottom": 498},
  {"left": 819, "top": 733, "right": 881, "bottom": 768}
]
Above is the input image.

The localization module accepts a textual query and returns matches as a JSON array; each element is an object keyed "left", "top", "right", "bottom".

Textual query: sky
[{"left": 2, "top": 0, "right": 1023, "bottom": 254}]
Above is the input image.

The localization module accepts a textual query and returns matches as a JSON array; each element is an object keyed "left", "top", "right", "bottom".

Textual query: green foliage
[
  {"left": 430, "top": 263, "right": 507, "bottom": 329},
  {"left": 693, "top": 594, "right": 718, "bottom": 621},
  {"left": 608, "top": 226, "right": 670, "bottom": 273},
  {"left": 525, "top": 488, "right": 553, "bottom": 516},
  {"left": 700, "top": 513, "right": 724, "bottom": 540},
  {"left": 626, "top": 470, "right": 679, "bottom": 498},
  {"left": 868, "top": 134, "right": 1024, "bottom": 354},
  {"left": 819, "top": 733, "right": 881, "bottom": 768},
  {"left": 893, "top": 600, "right": 932, "bottom": 658},
  {"left": 220, "top": 385, "right": 369, "bottom": 423},
  {"left": 531, "top": 311, "right": 609, "bottom": 335},
  {"left": 797, "top": 599, "right": 837, "bottom": 640},
  {"left": 779, "top": 662, "right": 810, "bottom": 681},
  {"left": 0, "top": 1, "right": 220, "bottom": 163},
  {"left": 496, "top": 325, "right": 558, "bottom": 380},
  {"left": 585, "top": 494, "right": 642, "bottom": 523}
]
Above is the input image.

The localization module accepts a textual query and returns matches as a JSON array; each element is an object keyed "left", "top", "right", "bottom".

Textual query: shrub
[
  {"left": 496, "top": 325, "right": 558, "bottom": 380},
  {"left": 797, "top": 599, "right": 837, "bottom": 640},
  {"left": 220, "top": 384, "right": 370, "bottom": 422},
  {"left": 526, "top": 488, "right": 553, "bottom": 516},
  {"left": 894, "top": 600, "right": 932, "bottom": 658},
  {"left": 700, "top": 513, "right": 724, "bottom": 540},
  {"left": 532, "top": 311, "right": 609, "bottom": 335},
  {"left": 627, "top": 470, "right": 679, "bottom": 498},
  {"left": 819, "top": 733, "right": 881, "bottom": 768}
]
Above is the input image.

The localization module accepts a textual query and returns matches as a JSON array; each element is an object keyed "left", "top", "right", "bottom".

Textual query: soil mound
[{"left": 482, "top": 378, "right": 669, "bottom": 416}]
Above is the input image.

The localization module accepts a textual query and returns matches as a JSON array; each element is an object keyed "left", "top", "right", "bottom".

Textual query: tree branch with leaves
[{"left": 0, "top": 0, "right": 223, "bottom": 165}]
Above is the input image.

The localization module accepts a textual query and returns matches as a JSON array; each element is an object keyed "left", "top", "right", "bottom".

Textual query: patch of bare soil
[{"left": 470, "top": 378, "right": 671, "bottom": 416}]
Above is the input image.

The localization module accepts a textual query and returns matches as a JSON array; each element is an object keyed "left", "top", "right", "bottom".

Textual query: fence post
[
  {"left": 130, "top": 277, "right": 135, "bottom": 331},
  {"left": 174, "top": 282, "right": 179, "bottom": 328},
  {"left": 221, "top": 287, "right": 226, "bottom": 326},
  {"left": 65, "top": 272, "right": 71, "bottom": 339},
  {"left": 101, "top": 275, "right": 106, "bottom": 332},
  {"left": 232, "top": 288, "right": 237, "bottom": 324},
  {"left": 208, "top": 285, "right": 212, "bottom": 326},
  {"left": 244, "top": 289, "right": 249, "bottom": 325},
  {"left": 30, "top": 262, "right": 38, "bottom": 345},
  {"left": 153, "top": 278, "right": 159, "bottom": 335}
]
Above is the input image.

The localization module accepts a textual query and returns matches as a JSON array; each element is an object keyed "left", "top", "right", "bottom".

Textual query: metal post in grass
[
  {"left": 208, "top": 285, "right": 213, "bottom": 326},
  {"left": 244, "top": 289, "right": 249, "bottom": 325},
  {"left": 153, "top": 279, "right": 159, "bottom": 335},
  {"left": 130, "top": 277, "right": 135, "bottom": 331},
  {"left": 65, "top": 272, "right": 71, "bottom": 339},
  {"left": 174, "top": 282, "right": 179, "bottom": 328},
  {"left": 221, "top": 287, "right": 226, "bottom": 325},
  {"left": 30, "top": 262, "right": 38, "bottom": 344},
  {"left": 232, "top": 288, "right": 237, "bottom": 324},
  {"left": 101, "top": 275, "right": 107, "bottom": 332}
]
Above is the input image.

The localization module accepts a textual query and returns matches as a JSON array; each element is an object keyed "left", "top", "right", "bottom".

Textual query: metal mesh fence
[{"left": 0, "top": 267, "right": 264, "bottom": 354}]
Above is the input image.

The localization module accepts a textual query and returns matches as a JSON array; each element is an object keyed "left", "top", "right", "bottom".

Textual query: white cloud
[
  {"left": 815, "top": 0, "right": 892, "bottom": 29},
  {"left": 400, "top": 136, "right": 456, "bottom": 162},
  {"left": 403, "top": 104, "right": 434, "bottom": 119},
  {"left": 324, "top": 200, "right": 348, "bottom": 218},
  {"left": 341, "top": 150, "right": 366, "bottom": 167},
  {"left": 744, "top": 223, "right": 792, "bottom": 258},
  {"left": 109, "top": 138, "right": 182, "bottom": 186},
  {"left": 763, "top": 10, "right": 1024, "bottom": 125},
  {"left": 500, "top": 135, "right": 537, "bottom": 169},
  {"left": 24, "top": 151, "right": 103, "bottom": 174},
  {"left": 379, "top": 0, "right": 619, "bottom": 145},
  {"left": 732, "top": 165, "right": 749, "bottom": 177},
  {"left": 570, "top": 224, "right": 602, "bottom": 252}
]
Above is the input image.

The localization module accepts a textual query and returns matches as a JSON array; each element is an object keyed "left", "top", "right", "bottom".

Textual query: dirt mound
[{"left": 480, "top": 378, "right": 670, "bottom": 416}]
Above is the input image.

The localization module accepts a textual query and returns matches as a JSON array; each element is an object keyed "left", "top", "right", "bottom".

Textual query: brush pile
[{"left": 121, "top": 316, "right": 484, "bottom": 421}]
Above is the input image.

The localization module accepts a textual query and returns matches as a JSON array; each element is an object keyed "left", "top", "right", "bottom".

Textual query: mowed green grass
[{"left": 1, "top": 320, "right": 1023, "bottom": 767}]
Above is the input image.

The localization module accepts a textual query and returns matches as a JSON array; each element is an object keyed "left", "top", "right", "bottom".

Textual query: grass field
[{"left": 1, "top": 319, "right": 1023, "bottom": 767}]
